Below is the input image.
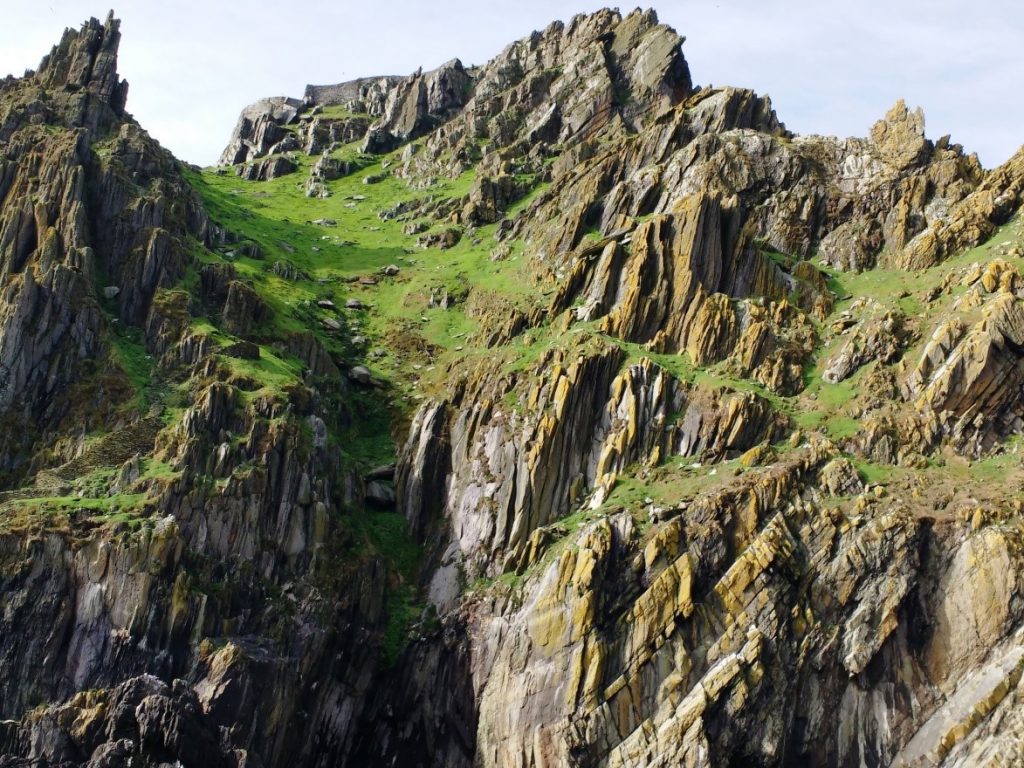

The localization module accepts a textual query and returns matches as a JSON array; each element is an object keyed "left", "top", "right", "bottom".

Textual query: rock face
[
  {"left": 398, "top": 347, "right": 784, "bottom": 592},
  {"left": 361, "top": 59, "right": 474, "bottom": 154},
  {"left": 0, "top": 675, "right": 237, "bottom": 767},
  {"left": 823, "top": 309, "right": 908, "bottom": 383},
  {"left": 901, "top": 267, "right": 1024, "bottom": 454},
  {"left": 218, "top": 96, "right": 303, "bottom": 165},
  {"left": 0, "top": 13, "right": 207, "bottom": 482},
  {"left": 5, "top": 7, "right": 1024, "bottom": 768},
  {"left": 0, "top": 15, "right": 388, "bottom": 768},
  {"left": 896, "top": 144, "right": 1024, "bottom": 269}
]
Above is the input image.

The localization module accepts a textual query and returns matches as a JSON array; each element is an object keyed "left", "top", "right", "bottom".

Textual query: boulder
[
  {"left": 348, "top": 365, "right": 374, "bottom": 385},
  {"left": 819, "top": 457, "right": 864, "bottom": 496},
  {"left": 417, "top": 227, "right": 462, "bottom": 249},
  {"left": 365, "top": 480, "right": 396, "bottom": 508}
]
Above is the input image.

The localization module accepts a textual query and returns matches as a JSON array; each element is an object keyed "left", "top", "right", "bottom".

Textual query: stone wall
[{"left": 303, "top": 76, "right": 401, "bottom": 106}]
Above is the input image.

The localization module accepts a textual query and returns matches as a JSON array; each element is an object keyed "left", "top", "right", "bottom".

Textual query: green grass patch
[
  {"left": 337, "top": 390, "right": 397, "bottom": 469},
  {"left": 108, "top": 323, "right": 154, "bottom": 411},
  {"left": 345, "top": 508, "right": 423, "bottom": 664},
  {"left": 314, "top": 106, "right": 369, "bottom": 120},
  {"left": 850, "top": 458, "right": 897, "bottom": 486},
  {"left": 7, "top": 493, "right": 147, "bottom": 514}
]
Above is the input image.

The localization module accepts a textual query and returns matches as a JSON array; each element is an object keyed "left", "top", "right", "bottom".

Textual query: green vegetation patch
[
  {"left": 108, "top": 322, "right": 155, "bottom": 412},
  {"left": 344, "top": 508, "right": 423, "bottom": 664}
]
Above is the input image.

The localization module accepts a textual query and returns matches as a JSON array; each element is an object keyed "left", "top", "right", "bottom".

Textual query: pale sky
[{"left": 1, "top": 1, "right": 1020, "bottom": 168}]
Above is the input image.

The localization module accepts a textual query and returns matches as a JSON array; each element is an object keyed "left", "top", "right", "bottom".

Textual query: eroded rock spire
[{"left": 35, "top": 11, "right": 128, "bottom": 132}]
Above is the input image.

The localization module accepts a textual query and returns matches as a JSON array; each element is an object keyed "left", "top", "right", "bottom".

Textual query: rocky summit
[{"left": 0, "top": 7, "right": 1023, "bottom": 767}]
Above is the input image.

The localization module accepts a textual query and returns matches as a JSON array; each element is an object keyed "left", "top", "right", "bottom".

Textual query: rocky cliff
[{"left": 1, "top": 8, "right": 1024, "bottom": 768}]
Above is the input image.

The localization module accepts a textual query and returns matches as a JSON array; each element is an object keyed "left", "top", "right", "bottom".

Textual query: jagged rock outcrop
[
  {"left": 399, "top": 343, "right": 785, "bottom": 599},
  {"left": 305, "top": 114, "right": 369, "bottom": 154},
  {"left": 361, "top": 59, "right": 473, "bottom": 154},
  {"left": 0, "top": 675, "right": 236, "bottom": 767},
  {"left": 897, "top": 145, "right": 1024, "bottom": 269},
  {"left": 0, "top": 13, "right": 207, "bottom": 481},
  {"left": 218, "top": 80, "right": 395, "bottom": 168},
  {"left": 30, "top": 12, "right": 129, "bottom": 133},
  {"left": 904, "top": 276, "right": 1024, "bottom": 454},
  {"left": 391, "top": 8, "right": 692, "bottom": 190},
  {"left": 219, "top": 64, "right": 466, "bottom": 169},
  {"left": 219, "top": 96, "right": 303, "bottom": 165},
  {"left": 5, "top": 7, "right": 1024, "bottom": 768},
  {"left": 871, "top": 99, "right": 931, "bottom": 170},
  {"left": 823, "top": 309, "right": 909, "bottom": 383},
  {"left": 236, "top": 154, "right": 296, "bottom": 181},
  {"left": 0, "top": 15, "right": 396, "bottom": 768}
]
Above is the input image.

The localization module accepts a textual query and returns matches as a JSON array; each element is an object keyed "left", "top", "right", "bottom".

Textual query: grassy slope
[{"left": 186, "top": 146, "right": 548, "bottom": 397}]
